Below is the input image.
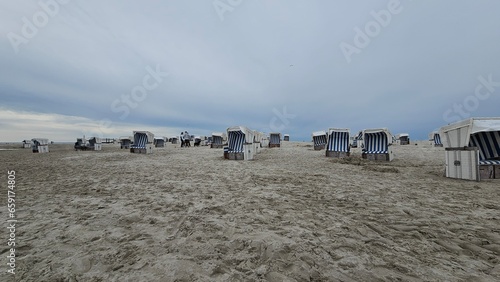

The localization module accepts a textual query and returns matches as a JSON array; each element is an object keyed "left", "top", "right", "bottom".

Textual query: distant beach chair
[
  {"left": 130, "top": 131, "right": 154, "bottom": 154},
  {"left": 326, "top": 128, "right": 350, "bottom": 158},
  {"left": 119, "top": 136, "right": 132, "bottom": 149},
  {"left": 312, "top": 131, "right": 327, "bottom": 150},
  {"left": 395, "top": 133, "right": 410, "bottom": 145},
  {"left": 154, "top": 138, "right": 165, "bottom": 148},
  {"left": 74, "top": 137, "right": 87, "bottom": 151},
  {"left": 225, "top": 126, "right": 255, "bottom": 160},
  {"left": 253, "top": 131, "right": 267, "bottom": 153},
  {"left": 210, "top": 132, "right": 225, "bottom": 148},
  {"left": 269, "top": 132, "right": 281, "bottom": 148},
  {"left": 284, "top": 134, "right": 290, "bottom": 141},
  {"left": 440, "top": 117, "right": 500, "bottom": 181},
  {"left": 361, "top": 128, "right": 394, "bottom": 161},
  {"left": 31, "top": 138, "right": 49, "bottom": 153},
  {"left": 88, "top": 137, "right": 102, "bottom": 150},
  {"left": 194, "top": 136, "right": 201, "bottom": 147},
  {"left": 22, "top": 140, "right": 32, "bottom": 149},
  {"left": 429, "top": 131, "right": 443, "bottom": 147}
]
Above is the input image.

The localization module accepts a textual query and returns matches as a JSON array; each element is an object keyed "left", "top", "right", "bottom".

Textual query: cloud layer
[{"left": 1, "top": 0, "right": 500, "bottom": 141}]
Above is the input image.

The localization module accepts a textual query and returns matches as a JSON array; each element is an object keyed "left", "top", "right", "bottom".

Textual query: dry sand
[{"left": 0, "top": 141, "right": 499, "bottom": 281}]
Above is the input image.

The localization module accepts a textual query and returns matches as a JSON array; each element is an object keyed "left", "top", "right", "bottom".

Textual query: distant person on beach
[
  {"left": 180, "top": 132, "right": 185, "bottom": 147},
  {"left": 183, "top": 131, "right": 191, "bottom": 147}
]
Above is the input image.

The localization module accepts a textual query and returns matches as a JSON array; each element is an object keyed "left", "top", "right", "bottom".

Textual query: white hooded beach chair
[
  {"left": 396, "top": 133, "right": 410, "bottom": 145},
  {"left": 22, "top": 140, "right": 32, "bottom": 148},
  {"left": 224, "top": 126, "right": 255, "bottom": 160},
  {"left": 119, "top": 136, "right": 132, "bottom": 149},
  {"left": 154, "top": 138, "right": 165, "bottom": 148},
  {"left": 210, "top": 132, "right": 225, "bottom": 148},
  {"left": 284, "top": 134, "right": 290, "bottom": 141},
  {"left": 326, "top": 128, "right": 350, "bottom": 158},
  {"left": 312, "top": 131, "right": 327, "bottom": 150},
  {"left": 361, "top": 128, "right": 394, "bottom": 161},
  {"left": 351, "top": 131, "right": 363, "bottom": 148},
  {"left": 429, "top": 131, "right": 443, "bottom": 147},
  {"left": 269, "top": 132, "right": 281, "bottom": 148},
  {"left": 440, "top": 117, "right": 500, "bottom": 181},
  {"left": 130, "top": 131, "right": 154, "bottom": 154},
  {"left": 88, "top": 137, "right": 102, "bottom": 150},
  {"left": 31, "top": 138, "right": 49, "bottom": 153},
  {"left": 193, "top": 136, "right": 202, "bottom": 147}
]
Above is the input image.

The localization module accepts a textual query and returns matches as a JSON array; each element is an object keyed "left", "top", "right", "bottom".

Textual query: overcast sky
[{"left": 1, "top": 0, "right": 499, "bottom": 142}]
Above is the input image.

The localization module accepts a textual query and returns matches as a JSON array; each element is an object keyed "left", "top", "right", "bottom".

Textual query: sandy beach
[{"left": 0, "top": 141, "right": 499, "bottom": 281}]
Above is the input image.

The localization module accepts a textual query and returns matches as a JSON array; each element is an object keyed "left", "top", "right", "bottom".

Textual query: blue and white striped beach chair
[
  {"left": 130, "top": 131, "right": 154, "bottom": 154},
  {"left": 225, "top": 126, "right": 254, "bottom": 160},
  {"left": 326, "top": 128, "right": 350, "bottom": 158},
  {"left": 269, "top": 133, "right": 281, "bottom": 148},
  {"left": 434, "top": 133, "right": 443, "bottom": 146},
  {"left": 211, "top": 133, "right": 224, "bottom": 148},
  {"left": 362, "top": 128, "right": 393, "bottom": 161},
  {"left": 469, "top": 131, "right": 500, "bottom": 166},
  {"left": 429, "top": 131, "right": 443, "bottom": 147},
  {"left": 312, "top": 131, "right": 327, "bottom": 150}
]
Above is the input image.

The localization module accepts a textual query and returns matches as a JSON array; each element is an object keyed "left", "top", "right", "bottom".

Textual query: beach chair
[
  {"left": 434, "top": 134, "right": 443, "bottom": 147},
  {"left": 326, "top": 128, "right": 350, "bottom": 158},
  {"left": 269, "top": 132, "right": 281, "bottom": 148},
  {"left": 312, "top": 131, "right": 327, "bottom": 150},
  {"left": 284, "top": 134, "right": 290, "bottom": 141},
  {"left": 130, "top": 131, "right": 154, "bottom": 154},
  {"left": 22, "top": 140, "right": 32, "bottom": 149},
  {"left": 440, "top": 118, "right": 500, "bottom": 181},
  {"left": 361, "top": 128, "right": 393, "bottom": 161},
  {"left": 31, "top": 138, "right": 49, "bottom": 153},
  {"left": 430, "top": 131, "right": 443, "bottom": 147},
  {"left": 88, "top": 137, "right": 102, "bottom": 150},
  {"left": 74, "top": 137, "right": 87, "bottom": 150},
  {"left": 396, "top": 133, "right": 410, "bottom": 145},
  {"left": 154, "top": 138, "right": 165, "bottom": 148},
  {"left": 119, "top": 137, "right": 132, "bottom": 149},
  {"left": 194, "top": 136, "right": 201, "bottom": 147},
  {"left": 210, "top": 132, "right": 225, "bottom": 148},
  {"left": 225, "top": 126, "right": 255, "bottom": 160}
]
